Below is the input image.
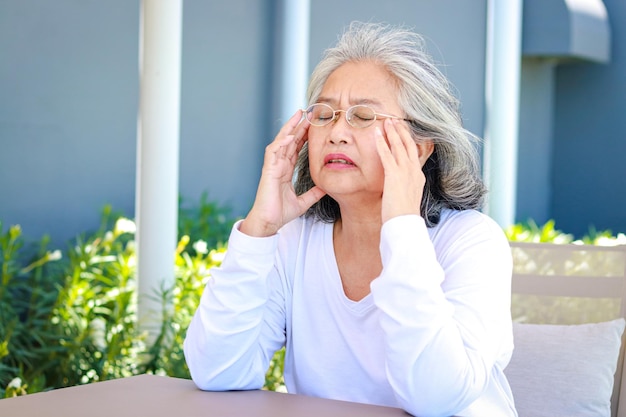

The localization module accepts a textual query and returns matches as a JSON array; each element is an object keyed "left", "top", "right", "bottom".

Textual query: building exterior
[{"left": 0, "top": 0, "right": 623, "bottom": 246}]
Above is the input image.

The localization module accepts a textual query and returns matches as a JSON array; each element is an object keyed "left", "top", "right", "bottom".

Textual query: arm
[
  {"left": 371, "top": 213, "right": 513, "bottom": 417},
  {"left": 184, "top": 110, "right": 325, "bottom": 390},
  {"left": 183, "top": 222, "right": 287, "bottom": 390}
]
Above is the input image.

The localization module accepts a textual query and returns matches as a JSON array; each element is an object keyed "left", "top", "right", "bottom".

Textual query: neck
[
  {"left": 333, "top": 201, "right": 382, "bottom": 245},
  {"left": 332, "top": 200, "right": 384, "bottom": 301}
]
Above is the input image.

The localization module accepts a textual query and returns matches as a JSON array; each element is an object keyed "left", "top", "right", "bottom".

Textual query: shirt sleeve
[
  {"left": 183, "top": 220, "right": 287, "bottom": 391},
  {"left": 370, "top": 213, "right": 513, "bottom": 417}
]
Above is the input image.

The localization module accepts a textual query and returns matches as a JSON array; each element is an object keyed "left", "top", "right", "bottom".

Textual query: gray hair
[{"left": 294, "top": 22, "right": 486, "bottom": 226}]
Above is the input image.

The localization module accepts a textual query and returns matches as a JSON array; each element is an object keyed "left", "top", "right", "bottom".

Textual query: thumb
[{"left": 297, "top": 186, "right": 326, "bottom": 214}]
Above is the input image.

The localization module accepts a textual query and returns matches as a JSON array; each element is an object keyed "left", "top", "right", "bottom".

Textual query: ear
[{"left": 416, "top": 139, "right": 434, "bottom": 167}]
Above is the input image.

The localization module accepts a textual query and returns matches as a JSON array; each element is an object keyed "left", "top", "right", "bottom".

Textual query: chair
[{"left": 506, "top": 241, "right": 626, "bottom": 417}]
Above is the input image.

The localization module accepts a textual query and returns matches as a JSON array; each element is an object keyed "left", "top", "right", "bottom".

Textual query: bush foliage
[
  {"left": 1, "top": 205, "right": 623, "bottom": 398},
  {"left": 504, "top": 219, "right": 626, "bottom": 246},
  {"left": 0, "top": 197, "right": 243, "bottom": 398}
]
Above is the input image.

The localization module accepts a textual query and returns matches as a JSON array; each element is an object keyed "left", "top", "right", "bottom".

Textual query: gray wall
[
  {"left": 178, "top": 0, "right": 275, "bottom": 219},
  {"left": 551, "top": 0, "right": 626, "bottom": 237},
  {"left": 0, "top": 0, "right": 276, "bottom": 246},
  {"left": 517, "top": 58, "right": 556, "bottom": 225},
  {"left": 0, "top": 1, "right": 139, "bottom": 245},
  {"left": 1, "top": 0, "right": 489, "bottom": 247}
]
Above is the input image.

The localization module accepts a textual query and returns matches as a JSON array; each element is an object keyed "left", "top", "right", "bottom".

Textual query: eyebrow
[{"left": 316, "top": 96, "right": 384, "bottom": 107}]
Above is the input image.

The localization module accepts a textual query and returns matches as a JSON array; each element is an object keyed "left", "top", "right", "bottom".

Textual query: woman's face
[{"left": 306, "top": 60, "right": 406, "bottom": 205}]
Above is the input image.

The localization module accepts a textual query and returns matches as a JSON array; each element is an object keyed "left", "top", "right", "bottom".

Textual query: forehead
[{"left": 319, "top": 61, "right": 400, "bottom": 107}]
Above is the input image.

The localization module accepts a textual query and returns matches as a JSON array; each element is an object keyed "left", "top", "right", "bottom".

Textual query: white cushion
[{"left": 504, "top": 319, "right": 625, "bottom": 417}]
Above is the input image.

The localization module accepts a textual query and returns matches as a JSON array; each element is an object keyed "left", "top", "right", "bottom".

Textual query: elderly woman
[{"left": 184, "top": 22, "right": 517, "bottom": 417}]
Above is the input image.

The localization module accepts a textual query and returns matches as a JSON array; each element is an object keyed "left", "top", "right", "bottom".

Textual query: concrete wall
[
  {"left": 551, "top": 0, "right": 626, "bottom": 237},
  {"left": 0, "top": 0, "right": 276, "bottom": 246},
  {"left": 0, "top": 1, "right": 140, "bottom": 245},
  {"left": 517, "top": 58, "right": 556, "bottom": 225},
  {"left": 178, "top": 0, "right": 275, "bottom": 221},
  {"left": 0, "top": 0, "right": 489, "bottom": 247}
]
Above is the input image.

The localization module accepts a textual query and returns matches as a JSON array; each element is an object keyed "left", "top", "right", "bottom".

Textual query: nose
[{"left": 328, "top": 112, "right": 352, "bottom": 144}]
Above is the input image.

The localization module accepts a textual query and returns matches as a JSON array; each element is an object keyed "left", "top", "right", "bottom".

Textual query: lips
[{"left": 324, "top": 153, "right": 355, "bottom": 166}]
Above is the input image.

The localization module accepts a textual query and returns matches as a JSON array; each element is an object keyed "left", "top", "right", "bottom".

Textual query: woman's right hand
[{"left": 240, "top": 110, "right": 326, "bottom": 237}]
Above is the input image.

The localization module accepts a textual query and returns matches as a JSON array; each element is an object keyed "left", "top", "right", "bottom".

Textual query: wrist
[{"left": 239, "top": 215, "right": 280, "bottom": 237}]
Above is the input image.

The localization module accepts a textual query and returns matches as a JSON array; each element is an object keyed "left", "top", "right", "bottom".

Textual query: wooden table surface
[{"left": 0, "top": 374, "right": 408, "bottom": 417}]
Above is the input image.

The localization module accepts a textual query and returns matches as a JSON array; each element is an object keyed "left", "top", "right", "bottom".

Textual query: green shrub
[
  {"left": 504, "top": 219, "right": 574, "bottom": 243},
  {"left": 506, "top": 219, "right": 626, "bottom": 246},
  {"left": 0, "top": 209, "right": 150, "bottom": 397},
  {"left": 0, "top": 196, "right": 287, "bottom": 397},
  {"left": 0, "top": 223, "right": 64, "bottom": 396},
  {"left": 141, "top": 234, "right": 225, "bottom": 379},
  {"left": 178, "top": 192, "right": 237, "bottom": 250}
]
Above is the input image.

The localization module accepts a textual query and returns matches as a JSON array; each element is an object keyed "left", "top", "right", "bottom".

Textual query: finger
[
  {"left": 266, "top": 110, "right": 305, "bottom": 162},
  {"left": 297, "top": 186, "right": 327, "bottom": 213},
  {"left": 272, "top": 113, "right": 309, "bottom": 164},
  {"left": 393, "top": 119, "right": 419, "bottom": 161},
  {"left": 383, "top": 119, "right": 409, "bottom": 163},
  {"left": 385, "top": 119, "right": 417, "bottom": 162},
  {"left": 375, "top": 126, "right": 396, "bottom": 169},
  {"left": 292, "top": 117, "right": 310, "bottom": 153},
  {"left": 265, "top": 137, "right": 295, "bottom": 168},
  {"left": 283, "top": 118, "right": 311, "bottom": 163},
  {"left": 275, "top": 110, "right": 304, "bottom": 145}
]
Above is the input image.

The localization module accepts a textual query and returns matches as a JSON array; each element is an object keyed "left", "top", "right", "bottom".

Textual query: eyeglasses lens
[
  {"left": 306, "top": 104, "right": 335, "bottom": 126},
  {"left": 346, "top": 106, "right": 376, "bottom": 128},
  {"left": 306, "top": 104, "right": 377, "bottom": 128}
]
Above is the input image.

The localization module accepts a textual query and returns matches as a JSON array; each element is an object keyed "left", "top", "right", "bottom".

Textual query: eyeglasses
[{"left": 303, "top": 103, "right": 411, "bottom": 129}]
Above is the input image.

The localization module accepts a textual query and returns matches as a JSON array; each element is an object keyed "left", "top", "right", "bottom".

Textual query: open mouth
[
  {"left": 324, "top": 154, "right": 356, "bottom": 166},
  {"left": 326, "top": 158, "right": 355, "bottom": 165}
]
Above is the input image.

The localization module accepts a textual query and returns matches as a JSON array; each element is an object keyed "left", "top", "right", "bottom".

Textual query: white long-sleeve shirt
[{"left": 183, "top": 210, "right": 518, "bottom": 417}]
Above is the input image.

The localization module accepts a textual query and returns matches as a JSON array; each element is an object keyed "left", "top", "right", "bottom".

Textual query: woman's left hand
[{"left": 375, "top": 119, "right": 432, "bottom": 223}]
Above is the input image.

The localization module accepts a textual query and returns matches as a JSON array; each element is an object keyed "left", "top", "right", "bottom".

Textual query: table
[{"left": 0, "top": 374, "right": 407, "bottom": 416}]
